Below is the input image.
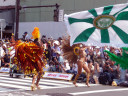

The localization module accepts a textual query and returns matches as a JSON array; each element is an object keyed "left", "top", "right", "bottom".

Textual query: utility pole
[
  {"left": 15, "top": 0, "right": 20, "bottom": 40},
  {"left": 54, "top": 3, "right": 60, "bottom": 22},
  {"left": 14, "top": 1, "right": 59, "bottom": 39}
]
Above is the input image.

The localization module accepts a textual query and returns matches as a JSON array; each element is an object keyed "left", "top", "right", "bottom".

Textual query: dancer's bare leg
[
  {"left": 86, "top": 73, "right": 90, "bottom": 87},
  {"left": 35, "top": 72, "right": 42, "bottom": 89},
  {"left": 34, "top": 60, "right": 42, "bottom": 89},
  {"left": 73, "top": 62, "right": 82, "bottom": 87},
  {"left": 73, "top": 74, "right": 80, "bottom": 87},
  {"left": 31, "top": 75, "right": 37, "bottom": 91},
  {"left": 83, "top": 64, "right": 90, "bottom": 87}
]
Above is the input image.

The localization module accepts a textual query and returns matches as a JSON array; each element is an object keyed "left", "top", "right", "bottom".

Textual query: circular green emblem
[{"left": 93, "top": 15, "right": 115, "bottom": 29}]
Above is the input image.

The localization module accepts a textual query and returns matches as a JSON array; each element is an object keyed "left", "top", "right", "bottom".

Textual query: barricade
[
  {"left": 43, "top": 71, "right": 74, "bottom": 81},
  {"left": 0, "top": 67, "right": 10, "bottom": 73}
]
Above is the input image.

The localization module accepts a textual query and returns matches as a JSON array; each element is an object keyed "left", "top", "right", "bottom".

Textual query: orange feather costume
[{"left": 13, "top": 27, "right": 46, "bottom": 75}]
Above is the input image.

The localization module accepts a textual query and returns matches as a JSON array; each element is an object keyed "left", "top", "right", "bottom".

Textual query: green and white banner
[{"left": 65, "top": 3, "right": 128, "bottom": 47}]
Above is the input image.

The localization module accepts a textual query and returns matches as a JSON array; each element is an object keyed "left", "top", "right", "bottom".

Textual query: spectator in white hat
[{"left": 51, "top": 40, "right": 61, "bottom": 58}]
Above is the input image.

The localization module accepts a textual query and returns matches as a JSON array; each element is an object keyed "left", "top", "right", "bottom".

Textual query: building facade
[
  {"left": 0, "top": 0, "right": 128, "bottom": 39},
  {"left": 19, "top": 0, "right": 128, "bottom": 22}
]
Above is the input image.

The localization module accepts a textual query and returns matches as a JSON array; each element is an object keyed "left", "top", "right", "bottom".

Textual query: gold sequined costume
[{"left": 14, "top": 27, "right": 46, "bottom": 75}]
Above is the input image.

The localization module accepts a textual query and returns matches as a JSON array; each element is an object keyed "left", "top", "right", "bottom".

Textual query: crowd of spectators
[{"left": 0, "top": 34, "right": 128, "bottom": 87}]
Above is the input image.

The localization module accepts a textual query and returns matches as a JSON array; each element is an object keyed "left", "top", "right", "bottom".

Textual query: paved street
[{"left": 0, "top": 73, "right": 128, "bottom": 96}]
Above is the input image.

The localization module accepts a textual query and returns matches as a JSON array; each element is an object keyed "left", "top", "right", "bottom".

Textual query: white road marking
[
  {"left": 0, "top": 75, "right": 99, "bottom": 87},
  {"left": 0, "top": 78, "right": 68, "bottom": 86},
  {"left": 69, "top": 88, "right": 128, "bottom": 95},
  {"left": 0, "top": 74, "right": 99, "bottom": 92}
]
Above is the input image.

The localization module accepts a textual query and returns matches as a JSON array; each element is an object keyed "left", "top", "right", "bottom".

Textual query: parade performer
[
  {"left": 61, "top": 37, "right": 90, "bottom": 87},
  {"left": 13, "top": 27, "right": 47, "bottom": 91},
  {"left": 104, "top": 47, "right": 128, "bottom": 69}
]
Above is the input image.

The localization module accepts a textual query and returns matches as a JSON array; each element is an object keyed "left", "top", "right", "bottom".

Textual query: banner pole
[{"left": 1, "top": 22, "right": 2, "bottom": 40}]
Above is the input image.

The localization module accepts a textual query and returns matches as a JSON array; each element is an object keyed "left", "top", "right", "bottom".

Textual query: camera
[{"left": 105, "top": 62, "right": 109, "bottom": 65}]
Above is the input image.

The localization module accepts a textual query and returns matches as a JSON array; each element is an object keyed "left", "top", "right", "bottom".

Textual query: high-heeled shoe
[
  {"left": 73, "top": 81, "right": 78, "bottom": 87},
  {"left": 36, "top": 85, "right": 40, "bottom": 90},
  {"left": 31, "top": 84, "right": 36, "bottom": 91},
  {"left": 85, "top": 82, "right": 90, "bottom": 87}
]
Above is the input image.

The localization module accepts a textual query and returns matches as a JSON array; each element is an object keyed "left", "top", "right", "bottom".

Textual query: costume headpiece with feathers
[
  {"left": 32, "top": 27, "right": 40, "bottom": 39},
  {"left": 61, "top": 36, "right": 82, "bottom": 64}
]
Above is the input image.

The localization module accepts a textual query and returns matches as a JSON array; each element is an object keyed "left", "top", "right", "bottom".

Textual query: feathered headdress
[
  {"left": 61, "top": 36, "right": 81, "bottom": 64},
  {"left": 32, "top": 27, "right": 40, "bottom": 39}
]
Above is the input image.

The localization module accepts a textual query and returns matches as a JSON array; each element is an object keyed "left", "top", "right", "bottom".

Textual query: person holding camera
[
  {"left": 100, "top": 60, "right": 119, "bottom": 85},
  {"left": 103, "top": 60, "right": 118, "bottom": 77}
]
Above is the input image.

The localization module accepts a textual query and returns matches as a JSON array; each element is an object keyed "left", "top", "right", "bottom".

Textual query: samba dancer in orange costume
[{"left": 14, "top": 27, "right": 46, "bottom": 91}]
